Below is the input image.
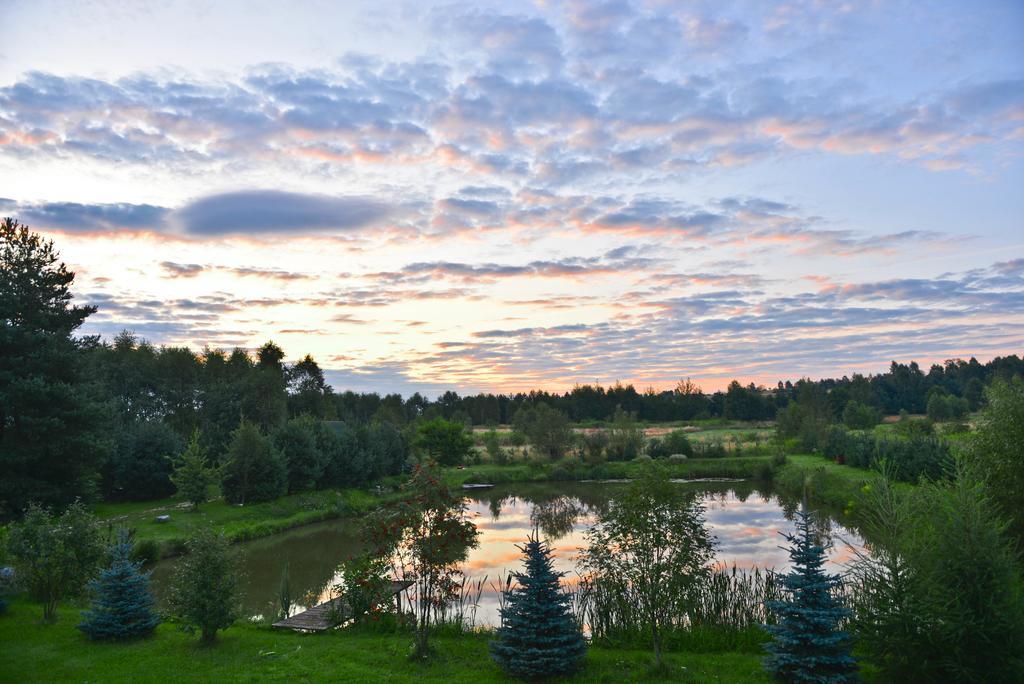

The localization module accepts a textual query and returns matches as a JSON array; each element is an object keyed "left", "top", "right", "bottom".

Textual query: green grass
[
  {"left": 449, "top": 456, "right": 775, "bottom": 487},
  {"left": 0, "top": 599, "right": 771, "bottom": 683},
  {"left": 774, "top": 454, "right": 913, "bottom": 513},
  {"left": 93, "top": 488, "right": 387, "bottom": 557}
]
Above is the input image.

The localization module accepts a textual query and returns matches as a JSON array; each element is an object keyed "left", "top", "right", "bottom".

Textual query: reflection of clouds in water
[
  {"left": 462, "top": 487, "right": 865, "bottom": 627},
  {"left": 156, "top": 484, "right": 865, "bottom": 628}
]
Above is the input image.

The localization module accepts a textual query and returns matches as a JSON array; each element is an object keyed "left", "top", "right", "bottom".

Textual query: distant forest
[{"left": 93, "top": 331, "right": 1023, "bottom": 430}]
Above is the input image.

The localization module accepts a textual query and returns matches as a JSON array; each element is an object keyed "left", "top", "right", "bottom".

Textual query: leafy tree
[
  {"left": 0, "top": 218, "right": 111, "bottom": 516},
  {"left": 287, "top": 354, "right": 331, "bottom": 418},
  {"left": 242, "top": 341, "right": 288, "bottom": 431},
  {"left": 490, "top": 533, "right": 587, "bottom": 678},
  {"left": 842, "top": 401, "right": 881, "bottom": 430},
  {"left": 365, "top": 465, "right": 479, "bottom": 658},
  {"left": 7, "top": 501, "right": 104, "bottom": 621},
  {"left": 605, "top": 408, "right": 645, "bottom": 461},
  {"left": 482, "top": 429, "right": 506, "bottom": 464},
  {"left": 273, "top": 416, "right": 325, "bottom": 493},
  {"left": 582, "top": 430, "right": 609, "bottom": 463},
  {"left": 414, "top": 417, "right": 473, "bottom": 466},
  {"left": 221, "top": 420, "right": 287, "bottom": 504},
  {"left": 167, "top": 527, "right": 241, "bottom": 643},
  {"left": 764, "top": 505, "right": 857, "bottom": 683},
  {"left": 105, "top": 420, "right": 182, "bottom": 501},
  {"left": 78, "top": 530, "right": 160, "bottom": 640},
  {"left": 170, "top": 430, "right": 219, "bottom": 509},
  {"left": 579, "top": 466, "right": 715, "bottom": 669},
  {"left": 966, "top": 378, "right": 1024, "bottom": 545},
  {"left": 648, "top": 427, "right": 693, "bottom": 459},
  {"left": 514, "top": 403, "right": 574, "bottom": 460}
]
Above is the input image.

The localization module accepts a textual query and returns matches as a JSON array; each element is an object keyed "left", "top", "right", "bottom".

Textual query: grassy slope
[
  {"left": 774, "top": 454, "right": 913, "bottom": 512},
  {"left": 93, "top": 488, "right": 386, "bottom": 555},
  {"left": 0, "top": 600, "right": 769, "bottom": 683}
]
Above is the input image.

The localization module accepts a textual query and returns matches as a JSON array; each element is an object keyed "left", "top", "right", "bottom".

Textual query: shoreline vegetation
[{"left": 89, "top": 450, "right": 886, "bottom": 561}]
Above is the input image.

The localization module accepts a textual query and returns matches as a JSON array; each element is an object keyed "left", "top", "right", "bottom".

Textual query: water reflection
[{"left": 151, "top": 481, "right": 864, "bottom": 627}]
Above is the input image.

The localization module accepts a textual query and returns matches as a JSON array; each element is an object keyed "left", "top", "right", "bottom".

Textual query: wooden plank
[{"left": 272, "top": 580, "right": 413, "bottom": 632}]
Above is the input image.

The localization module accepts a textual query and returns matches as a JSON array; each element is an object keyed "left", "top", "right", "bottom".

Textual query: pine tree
[
  {"left": 170, "top": 430, "right": 218, "bottom": 509},
  {"left": 78, "top": 531, "right": 160, "bottom": 640},
  {"left": 1, "top": 218, "right": 110, "bottom": 516},
  {"left": 490, "top": 533, "right": 587, "bottom": 679},
  {"left": 764, "top": 505, "right": 858, "bottom": 683}
]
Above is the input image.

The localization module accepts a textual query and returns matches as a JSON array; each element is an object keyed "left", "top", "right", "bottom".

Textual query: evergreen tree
[
  {"left": 78, "top": 530, "right": 160, "bottom": 640},
  {"left": 764, "top": 505, "right": 858, "bottom": 683},
  {"left": 170, "top": 430, "right": 218, "bottom": 509},
  {"left": 490, "top": 533, "right": 587, "bottom": 679},
  {"left": 221, "top": 420, "right": 287, "bottom": 504},
  {"left": 0, "top": 218, "right": 111, "bottom": 516}
]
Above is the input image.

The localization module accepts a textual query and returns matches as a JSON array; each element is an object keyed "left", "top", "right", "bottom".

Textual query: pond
[{"left": 150, "top": 480, "right": 865, "bottom": 628}]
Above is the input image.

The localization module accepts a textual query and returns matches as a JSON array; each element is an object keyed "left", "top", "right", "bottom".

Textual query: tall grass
[{"left": 574, "top": 566, "right": 784, "bottom": 652}]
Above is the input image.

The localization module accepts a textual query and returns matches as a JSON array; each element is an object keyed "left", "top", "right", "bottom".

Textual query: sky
[{"left": 1, "top": 0, "right": 1022, "bottom": 396}]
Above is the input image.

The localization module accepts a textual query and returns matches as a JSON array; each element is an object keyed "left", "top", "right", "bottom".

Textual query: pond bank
[{"left": 94, "top": 454, "right": 889, "bottom": 558}]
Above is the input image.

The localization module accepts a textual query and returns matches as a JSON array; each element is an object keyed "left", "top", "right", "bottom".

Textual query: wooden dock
[{"left": 272, "top": 580, "right": 413, "bottom": 632}]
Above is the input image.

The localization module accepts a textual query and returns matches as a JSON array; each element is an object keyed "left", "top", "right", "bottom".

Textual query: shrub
[
  {"left": 482, "top": 429, "right": 506, "bottom": 465},
  {"left": 582, "top": 431, "right": 609, "bottom": 464},
  {"left": 7, "top": 501, "right": 104, "bottom": 621},
  {"left": 851, "top": 468, "right": 1024, "bottom": 680},
  {"left": 965, "top": 378, "right": 1024, "bottom": 545},
  {"left": 605, "top": 409, "right": 645, "bottom": 461},
  {"left": 167, "top": 527, "right": 241, "bottom": 643},
  {"left": 692, "top": 439, "right": 727, "bottom": 459},
  {"left": 414, "top": 417, "right": 473, "bottom": 466},
  {"left": 130, "top": 538, "right": 162, "bottom": 566},
  {"left": 78, "top": 530, "right": 160, "bottom": 640}
]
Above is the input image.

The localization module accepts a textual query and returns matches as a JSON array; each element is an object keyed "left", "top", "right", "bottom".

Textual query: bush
[
  {"left": 167, "top": 527, "right": 241, "bottom": 643},
  {"left": 131, "top": 538, "right": 162, "bottom": 566},
  {"left": 7, "top": 501, "right": 104, "bottom": 621},
  {"left": 692, "top": 439, "right": 727, "bottom": 459},
  {"left": 582, "top": 431, "right": 609, "bottom": 464},
  {"left": 851, "top": 469, "right": 1024, "bottom": 680},
  {"left": 415, "top": 417, "right": 474, "bottom": 466},
  {"left": 605, "top": 409, "right": 645, "bottom": 461}
]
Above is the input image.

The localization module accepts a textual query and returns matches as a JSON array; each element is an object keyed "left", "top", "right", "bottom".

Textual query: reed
[{"left": 574, "top": 565, "right": 785, "bottom": 652}]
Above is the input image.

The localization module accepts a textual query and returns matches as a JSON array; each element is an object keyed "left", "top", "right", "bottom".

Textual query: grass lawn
[
  {"left": 93, "top": 487, "right": 386, "bottom": 555},
  {"left": 0, "top": 599, "right": 771, "bottom": 683}
]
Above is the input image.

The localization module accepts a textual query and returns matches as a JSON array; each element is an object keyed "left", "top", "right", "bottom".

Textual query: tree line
[{"left": 2, "top": 216, "right": 1021, "bottom": 518}]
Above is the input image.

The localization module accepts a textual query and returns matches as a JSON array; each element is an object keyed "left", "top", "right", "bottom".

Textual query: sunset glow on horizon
[{"left": 1, "top": 0, "right": 1021, "bottom": 396}]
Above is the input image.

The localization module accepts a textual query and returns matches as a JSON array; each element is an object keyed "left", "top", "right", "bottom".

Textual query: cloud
[
  {"left": 173, "top": 190, "right": 393, "bottom": 235},
  {"left": 2, "top": 199, "right": 169, "bottom": 233}
]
